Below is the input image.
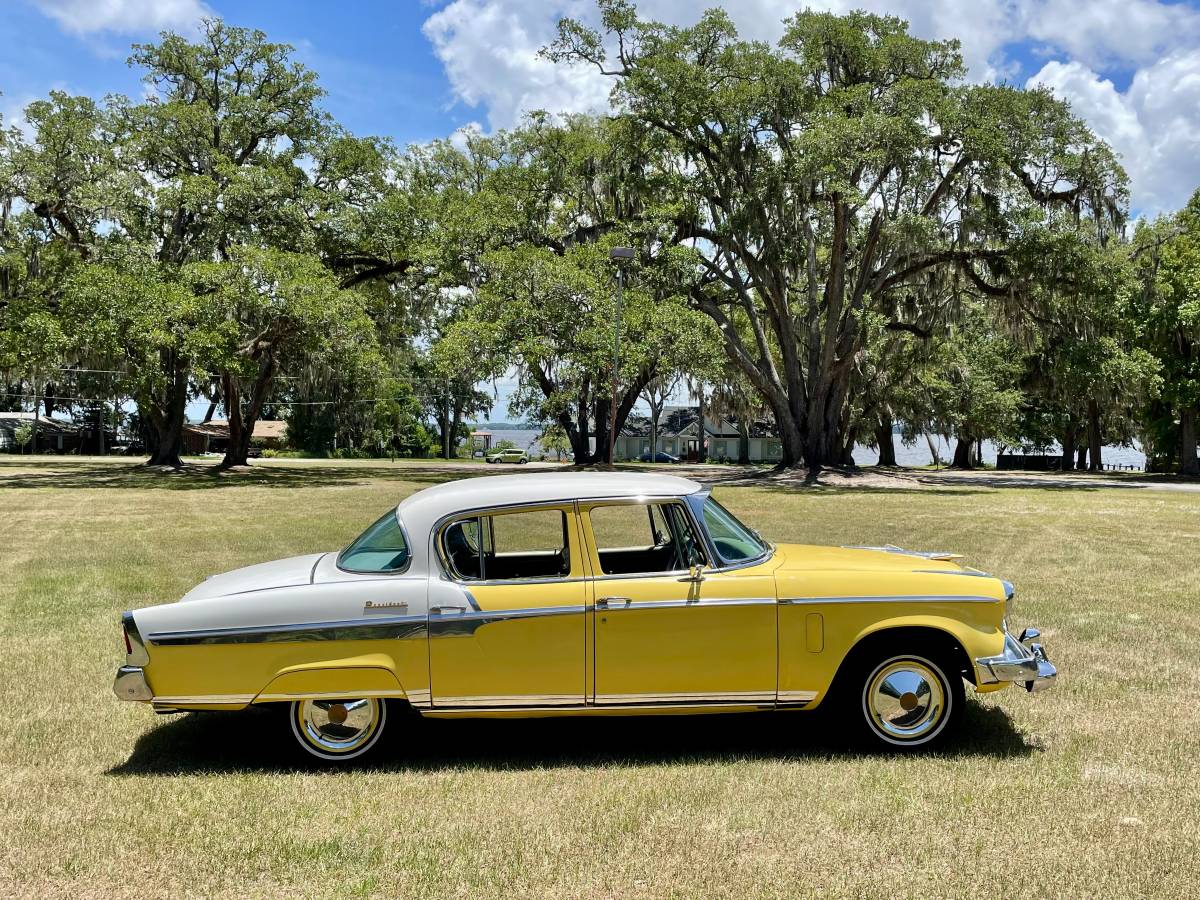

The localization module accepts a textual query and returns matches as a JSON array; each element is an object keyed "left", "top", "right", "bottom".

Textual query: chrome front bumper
[
  {"left": 976, "top": 628, "right": 1057, "bottom": 692},
  {"left": 113, "top": 665, "right": 153, "bottom": 702}
]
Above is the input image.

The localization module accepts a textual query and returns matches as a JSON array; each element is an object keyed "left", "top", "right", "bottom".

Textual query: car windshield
[
  {"left": 338, "top": 510, "right": 410, "bottom": 574},
  {"left": 701, "top": 496, "right": 769, "bottom": 564}
]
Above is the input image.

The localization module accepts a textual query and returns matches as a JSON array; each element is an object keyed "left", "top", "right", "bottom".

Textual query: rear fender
[{"left": 253, "top": 653, "right": 406, "bottom": 703}]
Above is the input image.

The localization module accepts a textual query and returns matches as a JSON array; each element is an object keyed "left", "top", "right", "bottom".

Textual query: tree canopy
[{"left": 2, "top": 5, "right": 1198, "bottom": 475}]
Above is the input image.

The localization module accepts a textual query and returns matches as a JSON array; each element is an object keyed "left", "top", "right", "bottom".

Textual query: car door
[
  {"left": 426, "top": 503, "right": 587, "bottom": 708},
  {"left": 582, "top": 499, "right": 777, "bottom": 706}
]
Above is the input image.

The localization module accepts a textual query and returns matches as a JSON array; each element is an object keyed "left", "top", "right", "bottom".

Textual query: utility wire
[{"left": 1, "top": 391, "right": 469, "bottom": 406}]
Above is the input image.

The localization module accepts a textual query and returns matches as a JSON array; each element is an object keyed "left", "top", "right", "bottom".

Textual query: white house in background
[
  {"left": 0, "top": 412, "right": 83, "bottom": 453},
  {"left": 614, "top": 406, "right": 783, "bottom": 463}
]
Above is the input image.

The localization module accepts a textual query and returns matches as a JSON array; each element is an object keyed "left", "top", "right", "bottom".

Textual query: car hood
[
  {"left": 770, "top": 542, "right": 968, "bottom": 575},
  {"left": 179, "top": 552, "right": 328, "bottom": 602}
]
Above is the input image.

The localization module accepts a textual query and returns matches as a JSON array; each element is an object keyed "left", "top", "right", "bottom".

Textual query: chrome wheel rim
[
  {"left": 294, "top": 699, "right": 381, "bottom": 757},
  {"left": 863, "top": 657, "right": 948, "bottom": 744}
]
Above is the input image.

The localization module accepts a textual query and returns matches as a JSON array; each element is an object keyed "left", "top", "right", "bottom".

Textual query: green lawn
[{"left": 2, "top": 456, "right": 1198, "bottom": 898}]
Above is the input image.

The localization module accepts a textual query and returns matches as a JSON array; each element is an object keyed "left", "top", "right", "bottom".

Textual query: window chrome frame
[
  {"left": 433, "top": 501, "right": 579, "bottom": 586},
  {"left": 683, "top": 489, "right": 773, "bottom": 572},
  {"left": 335, "top": 507, "right": 414, "bottom": 577},
  {"left": 582, "top": 495, "right": 711, "bottom": 579}
]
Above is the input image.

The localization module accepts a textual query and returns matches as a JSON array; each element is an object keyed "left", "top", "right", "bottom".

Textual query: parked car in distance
[
  {"left": 485, "top": 448, "right": 529, "bottom": 464},
  {"left": 639, "top": 450, "right": 680, "bottom": 463},
  {"left": 113, "top": 472, "right": 1056, "bottom": 763}
]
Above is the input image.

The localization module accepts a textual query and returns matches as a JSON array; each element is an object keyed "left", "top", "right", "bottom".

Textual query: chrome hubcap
[
  {"left": 296, "top": 698, "right": 380, "bottom": 755},
  {"left": 865, "top": 658, "right": 947, "bottom": 742}
]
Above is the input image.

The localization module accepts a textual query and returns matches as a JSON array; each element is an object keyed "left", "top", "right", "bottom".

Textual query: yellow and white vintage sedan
[{"left": 114, "top": 473, "right": 1056, "bottom": 761}]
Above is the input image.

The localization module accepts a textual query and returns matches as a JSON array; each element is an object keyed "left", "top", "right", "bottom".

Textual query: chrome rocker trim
[
  {"left": 113, "top": 665, "right": 153, "bottom": 702},
  {"left": 976, "top": 627, "right": 1057, "bottom": 692}
]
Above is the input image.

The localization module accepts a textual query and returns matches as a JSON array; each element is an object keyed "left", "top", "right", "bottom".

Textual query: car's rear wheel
[
  {"left": 289, "top": 698, "right": 387, "bottom": 762},
  {"left": 847, "top": 650, "right": 963, "bottom": 751}
]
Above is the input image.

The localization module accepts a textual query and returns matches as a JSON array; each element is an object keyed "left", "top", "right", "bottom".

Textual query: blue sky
[
  {"left": 0, "top": 2, "right": 466, "bottom": 149},
  {"left": 5, "top": 0, "right": 1200, "bottom": 421}
]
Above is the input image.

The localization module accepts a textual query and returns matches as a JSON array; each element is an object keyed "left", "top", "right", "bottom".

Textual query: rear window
[{"left": 338, "top": 510, "right": 410, "bottom": 574}]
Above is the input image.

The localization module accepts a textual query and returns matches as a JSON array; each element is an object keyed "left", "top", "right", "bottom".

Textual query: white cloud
[
  {"left": 30, "top": 0, "right": 209, "bottom": 35},
  {"left": 421, "top": 0, "right": 1200, "bottom": 212},
  {"left": 1029, "top": 55, "right": 1200, "bottom": 215}
]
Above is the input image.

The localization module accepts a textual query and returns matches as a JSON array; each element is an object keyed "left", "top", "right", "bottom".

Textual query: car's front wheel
[
  {"left": 848, "top": 650, "right": 963, "bottom": 751},
  {"left": 289, "top": 698, "right": 387, "bottom": 762}
]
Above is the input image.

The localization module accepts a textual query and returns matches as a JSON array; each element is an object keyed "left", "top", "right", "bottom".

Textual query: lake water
[{"left": 479, "top": 429, "right": 1147, "bottom": 469}]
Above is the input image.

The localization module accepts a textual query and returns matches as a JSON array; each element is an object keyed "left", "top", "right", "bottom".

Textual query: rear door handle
[
  {"left": 430, "top": 605, "right": 467, "bottom": 615},
  {"left": 596, "top": 596, "right": 631, "bottom": 609}
]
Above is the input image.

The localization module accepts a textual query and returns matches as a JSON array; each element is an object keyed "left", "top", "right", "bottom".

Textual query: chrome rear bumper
[
  {"left": 976, "top": 628, "right": 1057, "bottom": 692},
  {"left": 113, "top": 665, "right": 153, "bottom": 702}
]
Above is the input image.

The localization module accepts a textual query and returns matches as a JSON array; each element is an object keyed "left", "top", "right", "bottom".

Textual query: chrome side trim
[
  {"left": 590, "top": 569, "right": 695, "bottom": 583},
  {"left": 597, "top": 597, "right": 777, "bottom": 611},
  {"left": 122, "top": 611, "right": 150, "bottom": 666},
  {"left": 428, "top": 604, "right": 586, "bottom": 638},
  {"left": 422, "top": 701, "right": 778, "bottom": 717},
  {"left": 779, "top": 595, "right": 999, "bottom": 605},
  {"left": 255, "top": 688, "right": 411, "bottom": 702},
  {"left": 113, "top": 665, "right": 152, "bottom": 702},
  {"left": 595, "top": 690, "right": 776, "bottom": 703},
  {"left": 147, "top": 614, "right": 428, "bottom": 646},
  {"left": 913, "top": 567, "right": 992, "bottom": 578},
  {"left": 433, "top": 694, "right": 582, "bottom": 708},
  {"left": 151, "top": 694, "right": 255, "bottom": 707},
  {"left": 777, "top": 690, "right": 819, "bottom": 703}
]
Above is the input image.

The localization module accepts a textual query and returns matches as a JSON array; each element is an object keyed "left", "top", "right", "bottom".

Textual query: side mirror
[{"left": 689, "top": 564, "right": 706, "bottom": 583}]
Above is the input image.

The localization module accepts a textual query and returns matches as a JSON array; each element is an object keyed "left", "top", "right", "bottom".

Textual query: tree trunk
[
  {"left": 1076, "top": 446, "right": 1087, "bottom": 471},
  {"left": 650, "top": 412, "right": 659, "bottom": 461},
  {"left": 449, "top": 401, "right": 464, "bottom": 461},
  {"left": 220, "top": 356, "right": 276, "bottom": 469},
  {"left": 696, "top": 386, "right": 707, "bottom": 463},
  {"left": 1180, "top": 405, "right": 1199, "bottom": 476},
  {"left": 201, "top": 380, "right": 220, "bottom": 424},
  {"left": 925, "top": 434, "right": 941, "bottom": 467},
  {"left": 951, "top": 437, "right": 973, "bottom": 469},
  {"left": 875, "top": 418, "right": 897, "bottom": 467},
  {"left": 145, "top": 360, "right": 189, "bottom": 468},
  {"left": 1086, "top": 398, "right": 1103, "bottom": 472},
  {"left": 1060, "top": 423, "right": 1075, "bottom": 472},
  {"left": 439, "top": 400, "right": 452, "bottom": 459},
  {"left": 738, "top": 425, "right": 750, "bottom": 465}
]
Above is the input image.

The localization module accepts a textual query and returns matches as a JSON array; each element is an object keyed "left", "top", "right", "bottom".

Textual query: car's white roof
[{"left": 397, "top": 471, "right": 703, "bottom": 537}]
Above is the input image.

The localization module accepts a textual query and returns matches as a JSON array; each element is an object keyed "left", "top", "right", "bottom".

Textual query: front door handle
[
  {"left": 430, "top": 604, "right": 467, "bottom": 615},
  {"left": 596, "top": 596, "right": 631, "bottom": 609}
]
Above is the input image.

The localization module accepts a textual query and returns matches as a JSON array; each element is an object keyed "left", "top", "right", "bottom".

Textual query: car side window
[
  {"left": 588, "top": 502, "right": 707, "bottom": 576},
  {"left": 442, "top": 508, "right": 570, "bottom": 581}
]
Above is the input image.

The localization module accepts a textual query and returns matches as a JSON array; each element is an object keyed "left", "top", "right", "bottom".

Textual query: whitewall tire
[
  {"left": 289, "top": 698, "right": 387, "bottom": 762},
  {"left": 854, "top": 652, "right": 963, "bottom": 750}
]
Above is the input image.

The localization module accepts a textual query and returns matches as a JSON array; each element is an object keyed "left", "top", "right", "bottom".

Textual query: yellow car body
[{"left": 114, "top": 472, "right": 1055, "bottom": 759}]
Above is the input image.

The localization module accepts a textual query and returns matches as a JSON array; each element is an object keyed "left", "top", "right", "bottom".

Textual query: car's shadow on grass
[{"left": 108, "top": 700, "right": 1038, "bottom": 776}]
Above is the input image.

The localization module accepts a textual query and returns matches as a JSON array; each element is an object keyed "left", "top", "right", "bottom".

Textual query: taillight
[{"left": 123, "top": 625, "right": 133, "bottom": 656}]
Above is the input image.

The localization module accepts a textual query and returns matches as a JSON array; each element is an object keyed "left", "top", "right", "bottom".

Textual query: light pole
[{"left": 607, "top": 246, "right": 635, "bottom": 465}]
